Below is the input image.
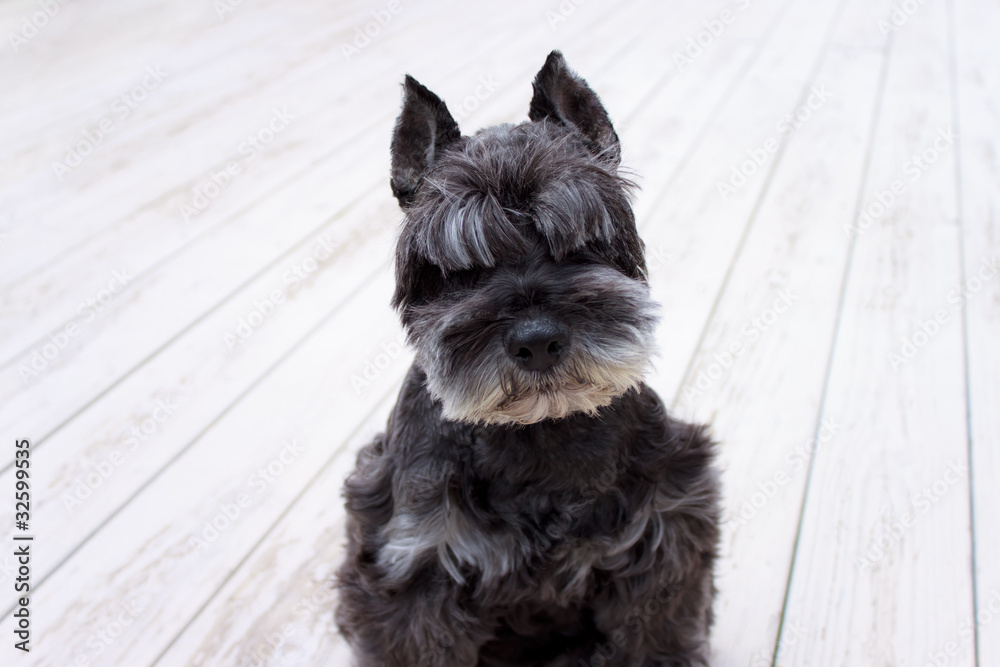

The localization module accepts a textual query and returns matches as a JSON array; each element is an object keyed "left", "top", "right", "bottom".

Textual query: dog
[{"left": 335, "top": 51, "right": 720, "bottom": 667}]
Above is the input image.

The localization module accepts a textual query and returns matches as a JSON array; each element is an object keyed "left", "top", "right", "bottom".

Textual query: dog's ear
[
  {"left": 529, "top": 50, "right": 620, "bottom": 166},
  {"left": 390, "top": 75, "right": 461, "bottom": 208}
]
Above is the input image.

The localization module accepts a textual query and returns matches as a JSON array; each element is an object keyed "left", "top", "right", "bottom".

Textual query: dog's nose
[{"left": 507, "top": 318, "right": 570, "bottom": 372}]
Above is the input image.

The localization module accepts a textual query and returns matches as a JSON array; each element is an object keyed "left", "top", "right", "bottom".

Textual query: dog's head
[{"left": 389, "top": 51, "right": 658, "bottom": 426}]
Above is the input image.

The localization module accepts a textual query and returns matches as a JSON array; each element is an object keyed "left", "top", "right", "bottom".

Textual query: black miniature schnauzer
[{"left": 336, "top": 51, "right": 720, "bottom": 667}]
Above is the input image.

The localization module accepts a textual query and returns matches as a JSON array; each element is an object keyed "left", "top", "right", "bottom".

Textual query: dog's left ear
[
  {"left": 529, "top": 50, "right": 620, "bottom": 166},
  {"left": 391, "top": 75, "right": 461, "bottom": 208}
]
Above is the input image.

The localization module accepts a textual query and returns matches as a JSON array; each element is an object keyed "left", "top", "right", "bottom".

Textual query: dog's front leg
[
  {"left": 335, "top": 436, "right": 491, "bottom": 667},
  {"left": 578, "top": 574, "right": 712, "bottom": 667},
  {"left": 338, "top": 564, "right": 490, "bottom": 667}
]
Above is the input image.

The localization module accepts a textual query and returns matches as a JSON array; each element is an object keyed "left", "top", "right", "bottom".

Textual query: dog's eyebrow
[
  {"left": 417, "top": 183, "right": 529, "bottom": 270},
  {"left": 406, "top": 126, "right": 636, "bottom": 273}
]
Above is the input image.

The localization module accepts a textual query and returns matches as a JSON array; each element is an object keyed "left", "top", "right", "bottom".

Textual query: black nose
[{"left": 507, "top": 318, "right": 570, "bottom": 372}]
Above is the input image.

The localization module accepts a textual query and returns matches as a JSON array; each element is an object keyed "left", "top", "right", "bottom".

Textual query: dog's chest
[{"left": 378, "top": 478, "right": 652, "bottom": 599}]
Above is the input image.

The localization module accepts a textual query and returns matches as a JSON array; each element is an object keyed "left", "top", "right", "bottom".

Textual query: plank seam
[
  {"left": 634, "top": 0, "right": 798, "bottom": 237},
  {"left": 944, "top": 0, "right": 980, "bottom": 664},
  {"left": 768, "top": 26, "right": 898, "bottom": 667},
  {"left": 0, "top": 181, "right": 382, "bottom": 467},
  {"left": 148, "top": 385, "right": 400, "bottom": 667},
  {"left": 668, "top": 0, "right": 850, "bottom": 411},
  {"left": 0, "top": 257, "right": 385, "bottom": 620}
]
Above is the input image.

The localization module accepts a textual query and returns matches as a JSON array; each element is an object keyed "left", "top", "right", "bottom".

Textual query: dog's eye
[
  {"left": 563, "top": 248, "right": 598, "bottom": 264},
  {"left": 446, "top": 268, "right": 482, "bottom": 288}
]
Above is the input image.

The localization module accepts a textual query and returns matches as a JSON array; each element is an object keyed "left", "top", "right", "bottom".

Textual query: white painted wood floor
[{"left": 1, "top": 0, "right": 997, "bottom": 665}]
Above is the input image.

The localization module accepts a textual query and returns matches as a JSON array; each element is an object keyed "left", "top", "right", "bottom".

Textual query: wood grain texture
[
  {"left": 779, "top": 0, "right": 975, "bottom": 663},
  {"left": 680, "top": 4, "right": 893, "bottom": 664},
  {"left": 952, "top": 0, "right": 1000, "bottom": 664}
]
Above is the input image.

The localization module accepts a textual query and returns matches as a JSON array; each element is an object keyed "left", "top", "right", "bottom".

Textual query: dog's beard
[{"left": 419, "top": 316, "right": 657, "bottom": 426}]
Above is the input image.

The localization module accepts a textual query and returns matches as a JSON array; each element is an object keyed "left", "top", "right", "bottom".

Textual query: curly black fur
[{"left": 336, "top": 51, "right": 720, "bottom": 667}]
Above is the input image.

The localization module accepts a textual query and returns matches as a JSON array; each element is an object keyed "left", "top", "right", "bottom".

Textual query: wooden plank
[
  {"left": 778, "top": 0, "right": 974, "bottom": 662},
  {"left": 0, "top": 192, "right": 399, "bottom": 580},
  {"left": 0, "top": 0, "right": 362, "bottom": 197},
  {"left": 620, "top": 0, "right": 793, "bottom": 227},
  {"left": 622, "top": 0, "right": 904, "bottom": 664},
  {"left": 2, "top": 0, "right": 744, "bottom": 289},
  {"left": 952, "top": 0, "right": 1000, "bottom": 664},
  {"left": 675, "top": 17, "right": 890, "bottom": 667},
  {"left": 0, "top": 0, "right": 358, "bottom": 157},
  {"left": 0, "top": 271, "right": 408, "bottom": 666},
  {"left": 633, "top": 0, "right": 847, "bottom": 409},
  {"left": 0, "top": 0, "right": 456, "bottom": 289},
  {"left": 155, "top": 391, "right": 399, "bottom": 667},
  {"left": 0, "top": 0, "right": 469, "bottom": 298}
]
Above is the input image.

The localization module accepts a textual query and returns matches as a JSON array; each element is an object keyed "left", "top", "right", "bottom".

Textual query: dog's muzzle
[{"left": 506, "top": 317, "right": 570, "bottom": 373}]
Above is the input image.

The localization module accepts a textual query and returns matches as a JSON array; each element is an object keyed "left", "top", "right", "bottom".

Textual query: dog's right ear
[
  {"left": 529, "top": 50, "right": 620, "bottom": 166},
  {"left": 390, "top": 75, "right": 461, "bottom": 208}
]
